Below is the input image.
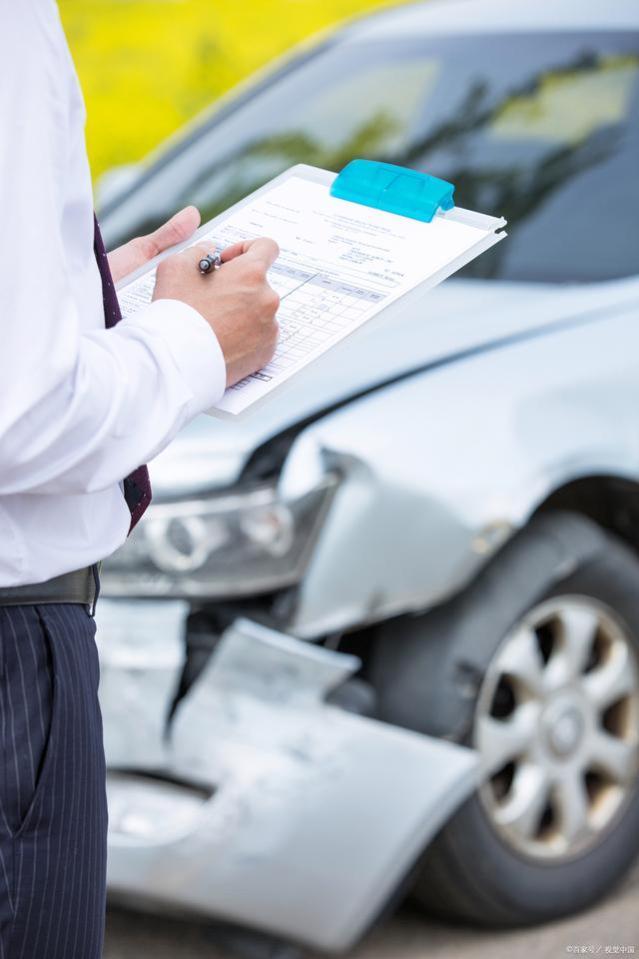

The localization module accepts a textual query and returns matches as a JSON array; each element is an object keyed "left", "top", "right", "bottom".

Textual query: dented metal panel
[{"left": 99, "top": 608, "right": 479, "bottom": 951}]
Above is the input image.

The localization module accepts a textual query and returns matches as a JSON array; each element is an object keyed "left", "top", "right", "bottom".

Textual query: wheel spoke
[
  {"left": 545, "top": 605, "right": 599, "bottom": 688},
  {"left": 494, "top": 626, "right": 546, "bottom": 698},
  {"left": 554, "top": 772, "right": 591, "bottom": 845},
  {"left": 477, "top": 703, "right": 538, "bottom": 774},
  {"left": 588, "top": 730, "right": 638, "bottom": 784},
  {"left": 582, "top": 642, "right": 636, "bottom": 710},
  {"left": 493, "top": 764, "right": 550, "bottom": 840}
]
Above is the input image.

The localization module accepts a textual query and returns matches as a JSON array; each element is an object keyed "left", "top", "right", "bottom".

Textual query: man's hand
[
  {"left": 107, "top": 206, "right": 201, "bottom": 284},
  {"left": 153, "top": 237, "right": 280, "bottom": 386}
]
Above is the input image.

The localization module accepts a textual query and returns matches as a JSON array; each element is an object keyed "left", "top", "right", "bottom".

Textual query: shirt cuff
[{"left": 122, "top": 298, "right": 227, "bottom": 412}]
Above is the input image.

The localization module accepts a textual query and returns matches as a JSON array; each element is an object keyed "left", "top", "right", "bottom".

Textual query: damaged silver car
[{"left": 97, "top": 0, "right": 639, "bottom": 950}]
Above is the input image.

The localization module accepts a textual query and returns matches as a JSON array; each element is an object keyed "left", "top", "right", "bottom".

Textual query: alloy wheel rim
[{"left": 475, "top": 595, "right": 639, "bottom": 860}]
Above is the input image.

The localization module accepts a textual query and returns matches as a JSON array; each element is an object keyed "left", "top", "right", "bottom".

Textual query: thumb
[{"left": 145, "top": 206, "right": 201, "bottom": 257}]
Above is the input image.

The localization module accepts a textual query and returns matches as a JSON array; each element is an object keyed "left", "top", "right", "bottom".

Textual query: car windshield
[{"left": 102, "top": 31, "right": 639, "bottom": 283}]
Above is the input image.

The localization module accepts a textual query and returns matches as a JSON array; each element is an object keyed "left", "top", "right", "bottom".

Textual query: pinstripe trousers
[{"left": 0, "top": 603, "right": 108, "bottom": 959}]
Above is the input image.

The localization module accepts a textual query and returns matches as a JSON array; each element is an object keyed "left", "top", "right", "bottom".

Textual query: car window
[
  {"left": 102, "top": 32, "right": 639, "bottom": 283},
  {"left": 101, "top": 45, "right": 440, "bottom": 244}
]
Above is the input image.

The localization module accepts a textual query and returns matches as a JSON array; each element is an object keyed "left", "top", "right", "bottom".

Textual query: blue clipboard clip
[{"left": 330, "top": 159, "right": 455, "bottom": 224}]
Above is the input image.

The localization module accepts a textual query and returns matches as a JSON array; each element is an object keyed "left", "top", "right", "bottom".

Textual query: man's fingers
[
  {"left": 191, "top": 238, "right": 279, "bottom": 270},
  {"left": 149, "top": 226, "right": 278, "bottom": 272},
  {"left": 219, "top": 238, "right": 279, "bottom": 265},
  {"left": 186, "top": 242, "right": 221, "bottom": 267},
  {"left": 242, "top": 237, "right": 280, "bottom": 269},
  {"left": 219, "top": 240, "right": 249, "bottom": 263},
  {"left": 174, "top": 237, "right": 279, "bottom": 280},
  {"left": 145, "top": 206, "right": 201, "bottom": 258}
]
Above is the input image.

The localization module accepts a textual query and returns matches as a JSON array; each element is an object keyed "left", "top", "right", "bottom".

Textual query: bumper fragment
[{"left": 97, "top": 603, "right": 479, "bottom": 951}]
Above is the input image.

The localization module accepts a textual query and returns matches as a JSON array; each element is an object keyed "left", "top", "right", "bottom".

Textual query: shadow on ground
[{"left": 105, "top": 861, "right": 639, "bottom": 959}]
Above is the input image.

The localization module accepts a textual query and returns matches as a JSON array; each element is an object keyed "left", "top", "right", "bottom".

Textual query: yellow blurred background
[{"left": 59, "top": 0, "right": 403, "bottom": 180}]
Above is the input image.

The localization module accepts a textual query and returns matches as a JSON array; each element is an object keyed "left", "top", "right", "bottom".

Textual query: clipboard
[{"left": 116, "top": 161, "right": 507, "bottom": 417}]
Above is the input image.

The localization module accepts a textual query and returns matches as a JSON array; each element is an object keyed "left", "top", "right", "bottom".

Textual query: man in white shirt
[{"left": 0, "top": 2, "right": 280, "bottom": 955}]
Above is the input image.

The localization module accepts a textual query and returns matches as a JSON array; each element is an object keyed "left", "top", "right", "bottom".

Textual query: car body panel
[
  {"left": 149, "top": 275, "right": 639, "bottom": 498},
  {"left": 100, "top": 609, "right": 479, "bottom": 951}
]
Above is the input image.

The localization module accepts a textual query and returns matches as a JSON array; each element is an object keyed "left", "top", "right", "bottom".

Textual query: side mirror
[{"left": 95, "top": 164, "right": 141, "bottom": 212}]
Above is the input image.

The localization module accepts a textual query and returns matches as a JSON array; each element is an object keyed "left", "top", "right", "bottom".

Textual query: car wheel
[{"left": 370, "top": 511, "right": 639, "bottom": 925}]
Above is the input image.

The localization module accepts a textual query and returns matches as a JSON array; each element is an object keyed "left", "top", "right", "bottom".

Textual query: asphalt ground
[{"left": 104, "top": 859, "right": 639, "bottom": 959}]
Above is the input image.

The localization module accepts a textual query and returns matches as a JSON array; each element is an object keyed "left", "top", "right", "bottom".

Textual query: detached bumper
[{"left": 97, "top": 600, "right": 479, "bottom": 952}]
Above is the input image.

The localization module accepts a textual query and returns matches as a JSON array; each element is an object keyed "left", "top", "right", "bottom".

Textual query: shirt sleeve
[{"left": 0, "top": 1, "right": 226, "bottom": 497}]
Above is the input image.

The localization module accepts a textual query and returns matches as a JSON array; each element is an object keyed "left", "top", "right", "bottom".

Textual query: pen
[{"left": 198, "top": 250, "right": 222, "bottom": 275}]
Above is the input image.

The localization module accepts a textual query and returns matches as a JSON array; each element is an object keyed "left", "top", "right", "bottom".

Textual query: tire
[{"left": 370, "top": 511, "right": 639, "bottom": 926}]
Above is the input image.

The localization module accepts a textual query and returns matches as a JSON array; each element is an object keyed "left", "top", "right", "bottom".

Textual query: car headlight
[{"left": 100, "top": 475, "right": 338, "bottom": 598}]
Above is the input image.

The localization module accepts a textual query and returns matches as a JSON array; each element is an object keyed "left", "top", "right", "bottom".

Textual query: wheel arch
[{"left": 530, "top": 472, "right": 639, "bottom": 560}]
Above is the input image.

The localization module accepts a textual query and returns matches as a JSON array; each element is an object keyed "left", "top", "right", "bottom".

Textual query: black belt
[{"left": 0, "top": 565, "right": 99, "bottom": 609}]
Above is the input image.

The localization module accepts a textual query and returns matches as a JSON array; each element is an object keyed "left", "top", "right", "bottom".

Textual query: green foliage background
[{"left": 58, "top": 0, "right": 403, "bottom": 179}]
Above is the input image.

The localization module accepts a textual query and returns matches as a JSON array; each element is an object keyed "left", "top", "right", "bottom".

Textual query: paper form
[{"left": 118, "top": 176, "right": 494, "bottom": 414}]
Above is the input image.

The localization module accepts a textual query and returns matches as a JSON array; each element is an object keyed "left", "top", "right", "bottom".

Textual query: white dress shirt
[{"left": 0, "top": 0, "right": 226, "bottom": 587}]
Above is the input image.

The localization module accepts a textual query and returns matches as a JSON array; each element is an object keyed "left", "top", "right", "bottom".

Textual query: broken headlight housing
[{"left": 100, "top": 475, "right": 338, "bottom": 599}]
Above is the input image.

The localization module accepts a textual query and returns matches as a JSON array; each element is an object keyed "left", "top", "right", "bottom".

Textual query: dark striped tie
[{"left": 93, "top": 217, "right": 152, "bottom": 531}]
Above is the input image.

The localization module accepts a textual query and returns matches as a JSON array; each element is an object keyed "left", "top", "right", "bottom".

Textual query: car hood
[{"left": 150, "top": 277, "right": 639, "bottom": 497}]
